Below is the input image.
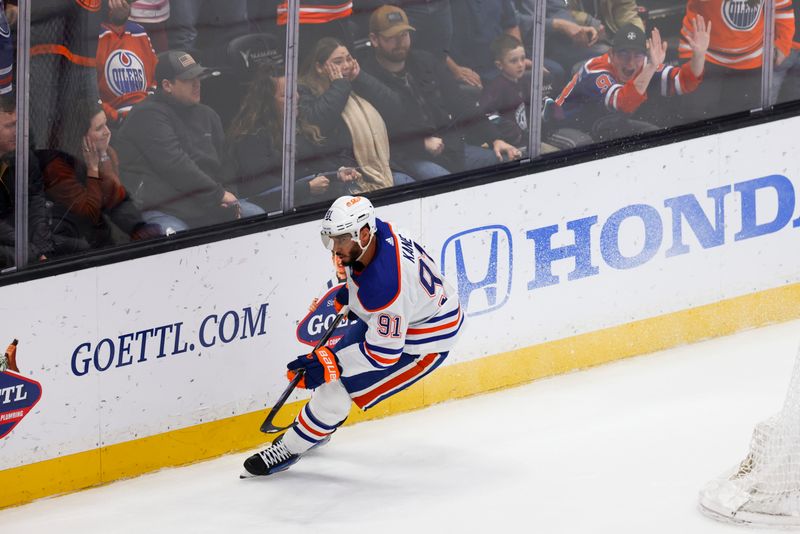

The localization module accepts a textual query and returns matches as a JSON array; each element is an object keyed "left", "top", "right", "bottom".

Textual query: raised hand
[
  {"left": 324, "top": 61, "right": 344, "bottom": 82},
  {"left": 684, "top": 15, "right": 711, "bottom": 57},
  {"left": 347, "top": 58, "right": 361, "bottom": 81},
  {"left": 647, "top": 27, "right": 668, "bottom": 67},
  {"left": 82, "top": 135, "right": 100, "bottom": 171}
]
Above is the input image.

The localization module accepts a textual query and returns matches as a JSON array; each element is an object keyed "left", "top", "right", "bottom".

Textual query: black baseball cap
[
  {"left": 612, "top": 24, "right": 647, "bottom": 54},
  {"left": 155, "top": 50, "right": 220, "bottom": 82}
]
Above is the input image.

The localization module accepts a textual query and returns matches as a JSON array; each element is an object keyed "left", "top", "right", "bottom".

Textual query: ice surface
[{"left": 2, "top": 320, "right": 799, "bottom": 534}]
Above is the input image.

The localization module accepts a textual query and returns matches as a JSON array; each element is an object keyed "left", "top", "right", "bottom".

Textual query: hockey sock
[{"left": 282, "top": 380, "right": 352, "bottom": 454}]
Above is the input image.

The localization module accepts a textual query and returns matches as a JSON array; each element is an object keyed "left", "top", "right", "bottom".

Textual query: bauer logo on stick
[{"left": 0, "top": 339, "right": 42, "bottom": 440}]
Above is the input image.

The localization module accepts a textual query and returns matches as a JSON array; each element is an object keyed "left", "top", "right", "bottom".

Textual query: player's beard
[{"left": 338, "top": 243, "right": 364, "bottom": 268}]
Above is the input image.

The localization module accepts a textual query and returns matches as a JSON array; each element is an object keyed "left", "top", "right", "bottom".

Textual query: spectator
[
  {"left": 96, "top": 0, "right": 158, "bottom": 128},
  {"left": 362, "top": 5, "right": 520, "bottom": 180},
  {"left": 0, "top": 1, "right": 12, "bottom": 95},
  {"left": 30, "top": 1, "right": 102, "bottom": 154},
  {"left": 129, "top": 0, "right": 171, "bottom": 53},
  {"left": 226, "top": 64, "right": 359, "bottom": 211},
  {"left": 401, "top": 0, "right": 454, "bottom": 60},
  {"left": 0, "top": 94, "right": 55, "bottom": 268},
  {"left": 567, "top": 0, "right": 644, "bottom": 40},
  {"left": 679, "top": 0, "right": 794, "bottom": 119},
  {"left": 517, "top": 0, "right": 608, "bottom": 79},
  {"left": 774, "top": 1, "right": 800, "bottom": 103},
  {"left": 167, "top": 0, "right": 250, "bottom": 65},
  {"left": 257, "top": 0, "right": 355, "bottom": 65},
  {"left": 298, "top": 37, "right": 414, "bottom": 194},
  {"left": 480, "top": 34, "right": 530, "bottom": 147},
  {"left": 40, "top": 99, "right": 161, "bottom": 252},
  {"left": 552, "top": 21, "right": 710, "bottom": 143},
  {"left": 115, "top": 50, "right": 264, "bottom": 232},
  {"left": 447, "top": 0, "right": 524, "bottom": 87},
  {"left": 3, "top": 0, "right": 14, "bottom": 29},
  {"left": 350, "top": 0, "right": 456, "bottom": 60}
]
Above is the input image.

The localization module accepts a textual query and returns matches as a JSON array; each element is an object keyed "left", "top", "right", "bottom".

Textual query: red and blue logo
[
  {"left": 0, "top": 371, "right": 42, "bottom": 440},
  {"left": 296, "top": 284, "right": 357, "bottom": 348}
]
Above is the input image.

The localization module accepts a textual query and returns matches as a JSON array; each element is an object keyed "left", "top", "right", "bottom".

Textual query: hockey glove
[{"left": 287, "top": 346, "right": 341, "bottom": 390}]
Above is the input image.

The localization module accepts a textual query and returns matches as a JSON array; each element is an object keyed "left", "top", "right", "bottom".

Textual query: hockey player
[{"left": 243, "top": 195, "right": 463, "bottom": 477}]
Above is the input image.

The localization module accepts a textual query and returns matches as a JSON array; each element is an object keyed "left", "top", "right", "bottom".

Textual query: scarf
[{"left": 340, "top": 93, "right": 393, "bottom": 192}]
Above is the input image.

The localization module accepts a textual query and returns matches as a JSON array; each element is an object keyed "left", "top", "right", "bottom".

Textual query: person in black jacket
[
  {"left": 0, "top": 94, "right": 55, "bottom": 269},
  {"left": 362, "top": 5, "right": 521, "bottom": 180},
  {"left": 115, "top": 50, "right": 264, "bottom": 232}
]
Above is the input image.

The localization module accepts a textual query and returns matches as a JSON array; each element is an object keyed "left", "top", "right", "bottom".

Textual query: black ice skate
[{"left": 241, "top": 438, "right": 299, "bottom": 478}]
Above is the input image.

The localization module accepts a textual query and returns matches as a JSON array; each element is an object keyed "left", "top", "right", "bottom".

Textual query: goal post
[{"left": 699, "top": 342, "right": 800, "bottom": 527}]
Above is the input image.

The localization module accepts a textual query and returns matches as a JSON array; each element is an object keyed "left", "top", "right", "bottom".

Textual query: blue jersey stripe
[
  {"left": 421, "top": 307, "right": 460, "bottom": 324},
  {"left": 405, "top": 316, "right": 464, "bottom": 345},
  {"left": 364, "top": 341, "right": 404, "bottom": 355}
]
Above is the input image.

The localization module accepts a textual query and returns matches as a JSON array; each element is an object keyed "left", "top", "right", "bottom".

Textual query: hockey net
[{"left": 699, "top": 341, "right": 800, "bottom": 527}]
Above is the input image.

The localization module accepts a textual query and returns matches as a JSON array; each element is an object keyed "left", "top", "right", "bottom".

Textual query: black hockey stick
[{"left": 260, "top": 305, "right": 350, "bottom": 434}]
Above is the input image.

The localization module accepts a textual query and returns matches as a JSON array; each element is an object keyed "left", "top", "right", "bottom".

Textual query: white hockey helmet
[{"left": 320, "top": 195, "right": 377, "bottom": 250}]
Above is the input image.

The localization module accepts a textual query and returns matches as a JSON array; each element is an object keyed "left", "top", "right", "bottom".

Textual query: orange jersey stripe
[
  {"left": 364, "top": 345, "right": 400, "bottom": 366},
  {"left": 352, "top": 353, "right": 438, "bottom": 409},
  {"left": 407, "top": 309, "right": 462, "bottom": 335},
  {"left": 298, "top": 410, "right": 328, "bottom": 437},
  {"left": 31, "top": 44, "right": 96, "bottom": 67}
]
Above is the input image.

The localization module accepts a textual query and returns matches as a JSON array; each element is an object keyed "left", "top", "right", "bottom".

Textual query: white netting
[{"left": 699, "top": 342, "right": 800, "bottom": 527}]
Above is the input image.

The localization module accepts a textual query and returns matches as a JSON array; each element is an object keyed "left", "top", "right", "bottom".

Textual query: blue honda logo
[{"left": 441, "top": 225, "right": 513, "bottom": 317}]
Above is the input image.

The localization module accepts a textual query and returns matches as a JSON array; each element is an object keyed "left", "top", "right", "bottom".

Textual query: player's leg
[
  {"left": 343, "top": 352, "right": 449, "bottom": 411},
  {"left": 281, "top": 379, "right": 352, "bottom": 453},
  {"left": 241, "top": 321, "right": 368, "bottom": 477},
  {"left": 242, "top": 380, "right": 352, "bottom": 477}
]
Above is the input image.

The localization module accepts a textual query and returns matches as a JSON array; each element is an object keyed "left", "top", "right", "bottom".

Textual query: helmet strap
[{"left": 355, "top": 230, "right": 374, "bottom": 264}]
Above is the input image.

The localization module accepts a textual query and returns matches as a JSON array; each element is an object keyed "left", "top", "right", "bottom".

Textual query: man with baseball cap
[
  {"left": 115, "top": 50, "right": 263, "bottom": 232},
  {"left": 550, "top": 18, "right": 711, "bottom": 143},
  {"left": 361, "top": 5, "right": 520, "bottom": 181}
]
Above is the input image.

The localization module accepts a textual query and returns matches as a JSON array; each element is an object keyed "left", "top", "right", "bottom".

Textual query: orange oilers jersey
[
  {"left": 679, "top": 0, "right": 795, "bottom": 69},
  {"left": 555, "top": 53, "right": 702, "bottom": 130},
  {"left": 96, "top": 21, "right": 157, "bottom": 123}
]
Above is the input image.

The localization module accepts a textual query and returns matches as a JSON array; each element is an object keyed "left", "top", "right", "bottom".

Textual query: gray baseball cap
[{"left": 155, "top": 50, "right": 220, "bottom": 81}]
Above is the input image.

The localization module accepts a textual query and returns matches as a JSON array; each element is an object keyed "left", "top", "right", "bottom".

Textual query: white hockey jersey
[{"left": 335, "top": 218, "right": 463, "bottom": 378}]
